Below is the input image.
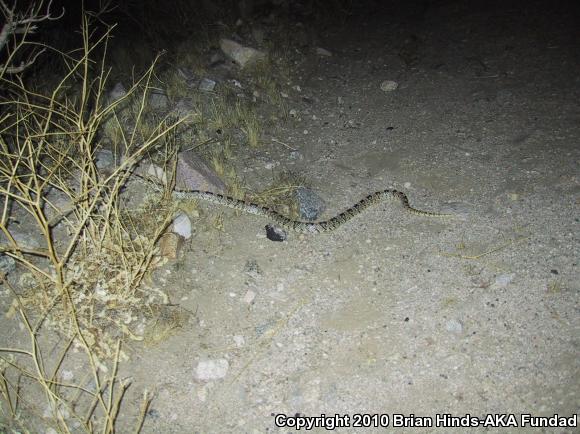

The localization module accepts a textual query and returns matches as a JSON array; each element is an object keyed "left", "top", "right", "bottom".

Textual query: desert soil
[{"left": 129, "top": 2, "right": 579, "bottom": 433}]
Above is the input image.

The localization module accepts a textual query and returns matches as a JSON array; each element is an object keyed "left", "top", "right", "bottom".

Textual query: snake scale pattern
[{"left": 143, "top": 179, "right": 451, "bottom": 234}]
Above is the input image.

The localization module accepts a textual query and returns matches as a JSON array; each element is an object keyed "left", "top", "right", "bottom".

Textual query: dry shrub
[{"left": 0, "top": 7, "right": 183, "bottom": 432}]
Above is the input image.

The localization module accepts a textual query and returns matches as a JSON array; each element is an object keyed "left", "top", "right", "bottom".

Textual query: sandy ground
[
  {"left": 126, "top": 1, "right": 579, "bottom": 433},
  {"left": 2, "top": 1, "right": 578, "bottom": 433}
]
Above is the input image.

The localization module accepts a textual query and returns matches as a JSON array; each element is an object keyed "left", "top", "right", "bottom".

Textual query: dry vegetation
[
  {"left": 0, "top": 0, "right": 313, "bottom": 430},
  {"left": 0, "top": 3, "right": 184, "bottom": 431}
]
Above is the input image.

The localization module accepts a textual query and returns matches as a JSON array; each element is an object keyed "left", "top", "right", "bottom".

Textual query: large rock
[{"left": 220, "top": 38, "right": 266, "bottom": 68}]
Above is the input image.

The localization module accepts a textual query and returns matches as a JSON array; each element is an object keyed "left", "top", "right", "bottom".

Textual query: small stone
[
  {"left": 265, "top": 224, "right": 287, "bottom": 241},
  {"left": 495, "top": 274, "right": 515, "bottom": 287},
  {"left": 147, "top": 409, "right": 161, "bottom": 420},
  {"left": 380, "top": 80, "right": 399, "bottom": 92},
  {"left": 316, "top": 47, "right": 332, "bottom": 57},
  {"left": 233, "top": 335, "right": 245, "bottom": 347},
  {"left": 195, "top": 359, "right": 229, "bottom": 381},
  {"left": 445, "top": 319, "right": 464, "bottom": 334},
  {"left": 264, "top": 161, "right": 279, "bottom": 170},
  {"left": 173, "top": 212, "right": 192, "bottom": 239},
  {"left": 159, "top": 232, "right": 183, "bottom": 260},
  {"left": 149, "top": 89, "right": 169, "bottom": 110},
  {"left": 172, "top": 98, "right": 196, "bottom": 118},
  {"left": 0, "top": 254, "right": 16, "bottom": 275},
  {"left": 209, "top": 51, "right": 225, "bottom": 66},
  {"left": 11, "top": 231, "right": 41, "bottom": 249},
  {"left": 176, "top": 151, "right": 227, "bottom": 193},
  {"left": 43, "top": 403, "right": 70, "bottom": 419},
  {"left": 147, "top": 164, "right": 168, "bottom": 184},
  {"left": 61, "top": 370, "right": 74, "bottom": 381},
  {"left": 95, "top": 149, "right": 114, "bottom": 169},
  {"left": 243, "top": 290, "right": 256, "bottom": 304},
  {"left": 198, "top": 78, "right": 216, "bottom": 92},
  {"left": 296, "top": 187, "right": 325, "bottom": 221},
  {"left": 107, "top": 82, "right": 127, "bottom": 103}
]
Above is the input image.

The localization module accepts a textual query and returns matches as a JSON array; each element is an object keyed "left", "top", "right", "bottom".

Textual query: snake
[{"left": 140, "top": 178, "right": 451, "bottom": 234}]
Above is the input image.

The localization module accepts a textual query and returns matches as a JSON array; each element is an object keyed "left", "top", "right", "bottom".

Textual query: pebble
[
  {"left": 445, "top": 319, "right": 464, "bottom": 334},
  {"left": 95, "top": 149, "right": 114, "bottom": 169},
  {"left": 173, "top": 212, "right": 192, "bottom": 239},
  {"left": 233, "top": 335, "right": 245, "bottom": 347},
  {"left": 296, "top": 187, "right": 325, "bottom": 221},
  {"left": 495, "top": 274, "right": 515, "bottom": 287},
  {"left": 107, "top": 82, "right": 127, "bottom": 103},
  {"left": 243, "top": 290, "right": 256, "bottom": 304},
  {"left": 265, "top": 224, "right": 287, "bottom": 241},
  {"left": 198, "top": 78, "right": 216, "bottom": 92},
  {"left": 0, "top": 254, "right": 16, "bottom": 275},
  {"left": 316, "top": 47, "right": 332, "bottom": 57},
  {"left": 380, "top": 80, "right": 399, "bottom": 92},
  {"left": 149, "top": 89, "right": 169, "bottom": 110}
]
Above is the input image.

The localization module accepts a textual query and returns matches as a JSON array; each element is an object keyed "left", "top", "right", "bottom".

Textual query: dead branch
[{"left": 0, "top": 0, "right": 64, "bottom": 74}]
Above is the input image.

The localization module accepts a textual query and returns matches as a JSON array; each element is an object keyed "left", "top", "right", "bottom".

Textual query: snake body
[{"left": 157, "top": 184, "right": 451, "bottom": 234}]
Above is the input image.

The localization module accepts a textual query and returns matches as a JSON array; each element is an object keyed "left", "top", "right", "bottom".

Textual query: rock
[
  {"left": 43, "top": 402, "right": 70, "bottom": 419},
  {"left": 265, "top": 224, "right": 287, "bottom": 241},
  {"left": 60, "top": 370, "right": 74, "bottom": 381},
  {"left": 107, "top": 82, "right": 127, "bottom": 104},
  {"left": 296, "top": 187, "right": 325, "bottom": 221},
  {"left": 220, "top": 38, "right": 266, "bottom": 68},
  {"left": 445, "top": 319, "right": 464, "bottom": 334},
  {"left": 233, "top": 335, "right": 245, "bottom": 347},
  {"left": 316, "top": 47, "right": 332, "bottom": 57},
  {"left": 173, "top": 212, "right": 192, "bottom": 239},
  {"left": 147, "top": 164, "right": 168, "bottom": 185},
  {"left": 198, "top": 78, "right": 216, "bottom": 92},
  {"left": 172, "top": 98, "right": 197, "bottom": 119},
  {"left": 0, "top": 254, "right": 16, "bottom": 275},
  {"left": 195, "top": 359, "right": 229, "bottom": 381},
  {"left": 159, "top": 232, "right": 183, "bottom": 260},
  {"left": 176, "top": 67, "right": 197, "bottom": 87},
  {"left": 380, "top": 80, "right": 399, "bottom": 92},
  {"left": 209, "top": 51, "right": 225, "bottom": 66},
  {"left": 149, "top": 89, "right": 169, "bottom": 110},
  {"left": 495, "top": 274, "right": 515, "bottom": 287},
  {"left": 176, "top": 150, "right": 227, "bottom": 193},
  {"left": 95, "top": 149, "right": 114, "bottom": 169},
  {"left": 11, "top": 231, "right": 41, "bottom": 250},
  {"left": 243, "top": 290, "right": 256, "bottom": 304}
]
